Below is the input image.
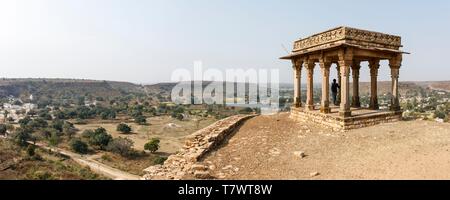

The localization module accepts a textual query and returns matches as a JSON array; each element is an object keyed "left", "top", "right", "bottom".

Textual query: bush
[
  {"left": 171, "top": 112, "right": 184, "bottom": 121},
  {"left": 31, "top": 171, "right": 54, "bottom": 180},
  {"left": 435, "top": 105, "right": 448, "bottom": 120},
  {"left": 48, "top": 131, "right": 60, "bottom": 146},
  {"left": 153, "top": 156, "right": 167, "bottom": 165},
  {"left": 116, "top": 123, "right": 132, "bottom": 134},
  {"left": 50, "top": 119, "right": 64, "bottom": 132},
  {"left": 106, "top": 137, "right": 134, "bottom": 156},
  {"left": 0, "top": 124, "right": 6, "bottom": 135},
  {"left": 134, "top": 116, "right": 147, "bottom": 125},
  {"left": 63, "top": 121, "right": 77, "bottom": 138},
  {"left": 70, "top": 139, "right": 89, "bottom": 154},
  {"left": 144, "top": 138, "right": 160, "bottom": 153},
  {"left": 81, "top": 130, "right": 94, "bottom": 138},
  {"left": 10, "top": 128, "right": 32, "bottom": 147},
  {"left": 88, "top": 127, "right": 112, "bottom": 149},
  {"left": 239, "top": 107, "right": 254, "bottom": 114},
  {"left": 26, "top": 145, "right": 36, "bottom": 157}
]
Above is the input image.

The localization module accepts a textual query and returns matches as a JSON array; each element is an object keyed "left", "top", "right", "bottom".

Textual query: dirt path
[
  {"left": 200, "top": 113, "right": 450, "bottom": 180},
  {"left": 32, "top": 142, "right": 141, "bottom": 180}
]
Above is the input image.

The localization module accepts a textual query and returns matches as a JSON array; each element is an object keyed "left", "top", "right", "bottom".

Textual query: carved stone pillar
[
  {"left": 336, "top": 63, "right": 341, "bottom": 104},
  {"left": 292, "top": 59, "right": 303, "bottom": 108},
  {"left": 338, "top": 49, "right": 352, "bottom": 117},
  {"left": 305, "top": 60, "right": 315, "bottom": 111},
  {"left": 319, "top": 58, "right": 331, "bottom": 113},
  {"left": 351, "top": 61, "right": 361, "bottom": 108},
  {"left": 389, "top": 54, "right": 402, "bottom": 111},
  {"left": 368, "top": 59, "right": 380, "bottom": 110}
]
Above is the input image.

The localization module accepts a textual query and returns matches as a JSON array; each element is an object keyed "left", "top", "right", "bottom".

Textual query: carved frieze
[{"left": 293, "top": 27, "right": 402, "bottom": 52}]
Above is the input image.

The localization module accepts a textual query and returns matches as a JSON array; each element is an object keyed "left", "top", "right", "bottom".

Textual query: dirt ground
[
  {"left": 201, "top": 113, "right": 450, "bottom": 180},
  {"left": 74, "top": 116, "right": 216, "bottom": 154}
]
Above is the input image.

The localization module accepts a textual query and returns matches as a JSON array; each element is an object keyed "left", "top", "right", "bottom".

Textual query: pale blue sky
[{"left": 0, "top": 0, "right": 449, "bottom": 83}]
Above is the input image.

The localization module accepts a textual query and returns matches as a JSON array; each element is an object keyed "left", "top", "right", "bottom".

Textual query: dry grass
[
  {"left": 73, "top": 115, "right": 216, "bottom": 154},
  {"left": 0, "top": 139, "right": 106, "bottom": 180},
  {"left": 94, "top": 152, "right": 167, "bottom": 176}
]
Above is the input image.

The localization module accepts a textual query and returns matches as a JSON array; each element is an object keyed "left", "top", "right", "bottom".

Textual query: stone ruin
[{"left": 142, "top": 114, "right": 256, "bottom": 180}]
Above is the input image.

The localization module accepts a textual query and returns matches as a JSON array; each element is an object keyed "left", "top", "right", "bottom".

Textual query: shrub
[
  {"left": 171, "top": 112, "right": 184, "bottom": 121},
  {"left": 26, "top": 145, "right": 36, "bottom": 157},
  {"left": 48, "top": 131, "right": 60, "bottom": 146},
  {"left": 101, "top": 154, "right": 112, "bottom": 162},
  {"left": 88, "top": 127, "right": 112, "bottom": 149},
  {"left": 435, "top": 105, "right": 448, "bottom": 120},
  {"left": 134, "top": 116, "right": 147, "bottom": 125},
  {"left": 106, "top": 137, "right": 134, "bottom": 156},
  {"left": 50, "top": 119, "right": 64, "bottom": 132},
  {"left": 116, "top": 123, "right": 132, "bottom": 134},
  {"left": 63, "top": 121, "right": 77, "bottom": 138},
  {"left": 70, "top": 139, "right": 89, "bottom": 154},
  {"left": 153, "top": 156, "right": 167, "bottom": 165},
  {"left": 82, "top": 130, "right": 95, "bottom": 138},
  {"left": 144, "top": 138, "right": 160, "bottom": 153},
  {"left": 10, "top": 128, "right": 31, "bottom": 147},
  {"left": 31, "top": 171, "right": 54, "bottom": 180},
  {"left": 239, "top": 107, "right": 254, "bottom": 114},
  {"left": 0, "top": 124, "right": 6, "bottom": 135}
]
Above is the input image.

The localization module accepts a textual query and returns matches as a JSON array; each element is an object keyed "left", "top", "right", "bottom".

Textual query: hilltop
[{"left": 197, "top": 113, "right": 450, "bottom": 180}]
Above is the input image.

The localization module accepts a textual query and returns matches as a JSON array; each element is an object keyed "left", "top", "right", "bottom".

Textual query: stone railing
[{"left": 142, "top": 114, "right": 256, "bottom": 180}]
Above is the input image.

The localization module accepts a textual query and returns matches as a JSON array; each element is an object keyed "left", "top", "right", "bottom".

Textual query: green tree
[
  {"left": 144, "top": 138, "right": 160, "bottom": 153},
  {"left": 70, "top": 139, "right": 89, "bottom": 154},
  {"left": 18, "top": 116, "right": 32, "bottom": 127},
  {"left": 63, "top": 121, "right": 77, "bottom": 138},
  {"left": 50, "top": 119, "right": 64, "bottom": 132},
  {"left": 28, "top": 117, "right": 48, "bottom": 129},
  {"left": 89, "top": 127, "right": 112, "bottom": 149},
  {"left": 11, "top": 128, "right": 32, "bottom": 147},
  {"left": 116, "top": 123, "right": 132, "bottom": 134}
]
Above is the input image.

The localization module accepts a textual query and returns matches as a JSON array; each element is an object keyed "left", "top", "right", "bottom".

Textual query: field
[{"left": 73, "top": 115, "right": 217, "bottom": 154}]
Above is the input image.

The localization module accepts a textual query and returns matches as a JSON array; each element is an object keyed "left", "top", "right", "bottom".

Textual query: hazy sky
[{"left": 1, "top": 0, "right": 449, "bottom": 84}]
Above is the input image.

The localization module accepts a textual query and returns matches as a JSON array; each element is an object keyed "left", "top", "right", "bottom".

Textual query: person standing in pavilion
[{"left": 331, "top": 79, "right": 340, "bottom": 106}]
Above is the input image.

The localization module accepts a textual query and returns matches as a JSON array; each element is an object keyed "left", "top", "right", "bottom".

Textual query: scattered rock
[
  {"left": 269, "top": 148, "right": 281, "bottom": 156},
  {"left": 194, "top": 170, "right": 212, "bottom": 179},
  {"left": 217, "top": 172, "right": 226, "bottom": 179},
  {"left": 310, "top": 172, "right": 320, "bottom": 177},
  {"left": 222, "top": 165, "right": 233, "bottom": 170},
  {"left": 191, "top": 164, "right": 208, "bottom": 171},
  {"left": 293, "top": 151, "right": 305, "bottom": 158}
]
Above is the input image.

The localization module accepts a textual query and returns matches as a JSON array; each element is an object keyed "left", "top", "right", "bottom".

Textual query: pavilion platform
[{"left": 290, "top": 106, "right": 402, "bottom": 130}]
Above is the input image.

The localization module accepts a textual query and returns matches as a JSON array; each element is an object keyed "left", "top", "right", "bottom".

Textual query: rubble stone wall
[{"left": 142, "top": 114, "right": 256, "bottom": 180}]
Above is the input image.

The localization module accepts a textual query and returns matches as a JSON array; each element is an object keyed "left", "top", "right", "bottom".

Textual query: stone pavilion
[{"left": 281, "top": 26, "right": 409, "bottom": 130}]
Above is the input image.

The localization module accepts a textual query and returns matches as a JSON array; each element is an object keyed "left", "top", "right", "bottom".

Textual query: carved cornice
[{"left": 293, "top": 26, "right": 402, "bottom": 52}]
